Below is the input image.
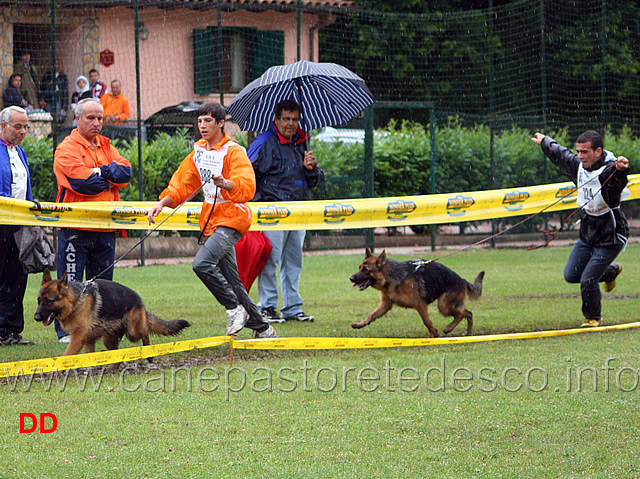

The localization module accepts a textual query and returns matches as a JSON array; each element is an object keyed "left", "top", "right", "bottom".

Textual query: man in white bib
[
  {"left": 148, "top": 103, "right": 277, "bottom": 339},
  {"left": 532, "top": 130, "right": 629, "bottom": 327}
]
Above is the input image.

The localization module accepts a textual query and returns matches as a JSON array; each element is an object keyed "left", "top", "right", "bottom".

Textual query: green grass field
[{"left": 2, "top": 245, "right": 640, "bottom": 478}]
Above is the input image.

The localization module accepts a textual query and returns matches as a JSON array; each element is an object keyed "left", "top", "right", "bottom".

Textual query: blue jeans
[
  {"left": 55, "top": 229, "right": 116, "bottom": 338},
  {"left": 564, "top": 238, "right": 624, "bottom": 320},
  {"left": 193, "top": 227, "right": 266, "bottom": 331},
  {"left": 258, "top": 230, "right": 306, "bottom": 317}
]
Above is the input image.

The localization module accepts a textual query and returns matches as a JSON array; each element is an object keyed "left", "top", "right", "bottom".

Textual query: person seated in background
[
  {"left": 2, "top": 74, "right": 30, "bottom": 109},
  {"left": 70, "top": 76, "right": 91, "bottom": 110},
  {"left": 13, "top": 51, "right": 39, "bottom": 109},
  {"left": 69, "top": 76, "right": 92, "bottom": 127},
  {"left": 40, "top": 58, "right": 69, "bottom": 122},
  {"left": 100, "top": 80, "right": 130, "bottom": 124},
  {"left": 88, "top": 69, "right": 107, "bottom": 100},
  {"left": 38, "top": 95, "right": 48, "bottom": 111}
]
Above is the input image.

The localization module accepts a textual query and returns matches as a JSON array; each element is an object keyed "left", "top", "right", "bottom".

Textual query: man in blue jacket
[
  {"left": 0, "top": 106, "right": 35, "bottom": 345},
  {"left": 532, "top": 130, "right": 628, "bottom": 327},
  {"left": 247, "top": 100, "right": 324, "bottom": 323}
]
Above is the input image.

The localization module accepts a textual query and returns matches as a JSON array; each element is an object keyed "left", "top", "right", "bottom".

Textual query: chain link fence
[{"left": 2, "top": 0, "right": 639, "bottom": 256}]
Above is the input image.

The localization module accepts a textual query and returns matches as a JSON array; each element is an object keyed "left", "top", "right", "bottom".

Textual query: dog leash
[
  {"left": 527, "top": 166, "right": 618, "bottom": 250},
  {"left": 90, "top": 183, "right": 205, "bottom": 281},
  {"left": 423, "top": 167, "right": 619, "bottom": 264},
  {"left": 197, "top": 185, "right": 219, "bottom": 246}
]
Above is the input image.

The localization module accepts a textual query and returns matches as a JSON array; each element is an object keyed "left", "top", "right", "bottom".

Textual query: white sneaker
[
  {"left": 253, "top": 325, "right": 278, "bottom": 339},
  {"left": 58, "top": 335, "right": 71, "bottom": 344},
  {"left": 225, "top": 305, "right": 248, "bottom": 336}
]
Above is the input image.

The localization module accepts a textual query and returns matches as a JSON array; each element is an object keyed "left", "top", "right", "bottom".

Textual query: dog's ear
[
  {"left": 42, "top": 269, "right": 51, "bottom": 284},
  {"left": 59, "top": 271, "right": 68, "bottom": 286},
  {"left": 378, "top": 249, "right": 387, "bottom": 264},
  {"left": 365, "top": 247, "right": 373, "bottom": 258}
]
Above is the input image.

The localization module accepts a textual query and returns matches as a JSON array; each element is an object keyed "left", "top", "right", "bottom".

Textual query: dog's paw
[{"left": 351, "top": 322, "right": 365, "bottom": 329}]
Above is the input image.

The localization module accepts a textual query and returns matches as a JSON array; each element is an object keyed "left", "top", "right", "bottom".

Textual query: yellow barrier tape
[
  {"left": 0, "top": 336, "right": 228, "bottom": 378},
  {"left": 2, "top": 175, "right": 640, "bottom": 231},
  {"left": 2, "top": 322, "right": 639, "bottom": 378},
  {"left": 233, "top": 321, "right": 640, "bottom": 350}
]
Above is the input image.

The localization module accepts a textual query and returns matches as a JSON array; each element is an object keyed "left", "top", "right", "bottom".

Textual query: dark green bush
[
  {"left": 313, "top": 119, "right": 640, "bottom": 199},
  {"left": 115, "top": 128, "right": 194, "bottom": 202},
  {"left": 21, "top": 136, "right": 55, "bottom": 202}
]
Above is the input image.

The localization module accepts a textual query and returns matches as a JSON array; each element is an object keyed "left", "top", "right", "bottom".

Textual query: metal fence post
[
  {"left": 134, "top": 0, "right": 145, "bottom": 265},
  {"left": 364, "top": 105, "right": 375, "bottom": 251}
]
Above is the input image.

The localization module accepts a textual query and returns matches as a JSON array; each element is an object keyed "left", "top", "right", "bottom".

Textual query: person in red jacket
[
  {"left": 53, "top": 98, "right": 132, "bottom": 342},
  {"left": 148, "top": 102, "right": 276, "bottom": 339}
]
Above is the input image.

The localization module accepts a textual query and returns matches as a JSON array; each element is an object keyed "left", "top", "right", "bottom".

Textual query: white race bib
[
  {"left": 577, "top": 162, "right": 630, "bottom": 216},
  {"left": 193, "top": 143, "right": 229, "bottom": 204}
]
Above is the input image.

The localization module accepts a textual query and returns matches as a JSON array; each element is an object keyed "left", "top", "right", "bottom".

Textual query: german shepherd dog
[
  {"left": 350, "top": 249, "right": 484, "bottom": 337},
  {"left": 35, "top": 270, "right": 190, "bottom": 356}
]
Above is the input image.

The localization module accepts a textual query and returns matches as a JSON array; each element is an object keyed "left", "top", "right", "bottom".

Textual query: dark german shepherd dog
[
  {"left": 350, "top": 249, "right": 484, "bottom": 337},
  {"left": 35, "top": 270, "right": 190, "bottom": 356}
]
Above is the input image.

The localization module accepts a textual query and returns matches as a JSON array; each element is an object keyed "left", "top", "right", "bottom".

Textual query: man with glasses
[
  {"left": 0, "top": 106, "right": 35, "bottom": 345},
  {"left": 247, "top": 100, "right": 324, "bottom": 323}
]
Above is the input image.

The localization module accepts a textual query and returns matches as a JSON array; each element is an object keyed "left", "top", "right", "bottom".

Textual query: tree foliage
[{"left": 320, "top": 0, "right": 640, "bottom": 134}]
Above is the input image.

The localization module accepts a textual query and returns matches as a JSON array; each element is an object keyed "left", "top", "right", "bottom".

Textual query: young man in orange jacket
[{"left": 148, "top": 103, "right": 276, "bottom": 339}]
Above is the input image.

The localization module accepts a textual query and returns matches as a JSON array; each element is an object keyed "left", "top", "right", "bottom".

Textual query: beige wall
[
  {"left": 1, "top": 4, "right": 326, "bottom": 118},
  {"left": 97, "top": 6, "right": 322, "bottom": 120}
]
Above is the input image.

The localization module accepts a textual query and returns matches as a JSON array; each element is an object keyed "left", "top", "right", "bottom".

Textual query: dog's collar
[{"left": 71, "top": 281, "right": 92, "bottom": 313}]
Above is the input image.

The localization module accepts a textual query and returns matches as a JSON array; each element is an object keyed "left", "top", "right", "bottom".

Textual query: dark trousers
[
  {"left": 193, "top": 227, "right": 267, "bottom": 331},
  {"left": 564, "top": 238, "right": 624, "bottom": 320},
  {"left": 55, "top": 228, "right": 116, "bottom": 338},
  {"left": 0, "top": 225, "right": 28, "bottom": 336}
]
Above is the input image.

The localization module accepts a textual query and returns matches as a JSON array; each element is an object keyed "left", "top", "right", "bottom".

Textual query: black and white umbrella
[{"left": 226, "top": 60, "right": 376, "bottom": 132}]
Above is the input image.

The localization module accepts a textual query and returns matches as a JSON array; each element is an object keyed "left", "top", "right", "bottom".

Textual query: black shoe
[
  {"left": 283, "top": 312, "right": 314, "bottom": 322},
  {"left": 0, "top": 333, "right": 35, "bottom": 345},
  {"left": 261, "top": 307, "right": 285, "bottom": 324}
]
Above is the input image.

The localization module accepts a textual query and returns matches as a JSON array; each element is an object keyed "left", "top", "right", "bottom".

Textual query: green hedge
[
  {"left": 314, "top": 119, "right": 640, "bottom": 199},
  {"left": 20, "top": 122, "right": 640, "bottom": 204}
]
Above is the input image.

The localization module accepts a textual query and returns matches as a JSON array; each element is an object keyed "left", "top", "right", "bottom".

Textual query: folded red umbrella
[{"left": 234, "top": 231, "right": 272, "bottom": 292}]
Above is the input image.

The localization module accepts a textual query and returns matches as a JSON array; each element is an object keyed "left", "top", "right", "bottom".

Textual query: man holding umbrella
[{"left": 247, "top": 100, "right": 324, "bottom": 323}]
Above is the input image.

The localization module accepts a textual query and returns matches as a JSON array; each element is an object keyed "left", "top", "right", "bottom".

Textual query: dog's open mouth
[
  {"left": 43, "top": 314, "right": 56, "bottom": 326},
  {"left": 352, "top": 280, "right": 373, "bottom": 291},
  {"left": 36, "top": 313, "right": 57, "bottom": 327}
]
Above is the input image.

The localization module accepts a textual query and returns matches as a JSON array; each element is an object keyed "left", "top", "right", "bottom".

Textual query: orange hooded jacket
[
  {"left": 159, "top": 134, "right": 255, "bottom": 237},
  {"left": 53, "top": 128, "right": 132, "bottom": 232}
]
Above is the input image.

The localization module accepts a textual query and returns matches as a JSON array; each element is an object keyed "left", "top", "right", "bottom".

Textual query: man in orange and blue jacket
[{"left": 53, "top": 98, "right": 132, "bottom": 342}]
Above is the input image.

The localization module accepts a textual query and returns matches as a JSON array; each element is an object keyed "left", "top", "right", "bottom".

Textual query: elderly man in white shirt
[{"left": 0, "top": 106, "right": 35, "bottom": 345}]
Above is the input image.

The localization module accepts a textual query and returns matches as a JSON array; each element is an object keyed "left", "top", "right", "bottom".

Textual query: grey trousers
[{"left": 193, "top": 226, "right": 267, "bottom": 331}]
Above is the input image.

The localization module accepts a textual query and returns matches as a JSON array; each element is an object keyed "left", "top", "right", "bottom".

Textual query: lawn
[{"left": 1, "top": 245, "right": 640, "bottom": 478}]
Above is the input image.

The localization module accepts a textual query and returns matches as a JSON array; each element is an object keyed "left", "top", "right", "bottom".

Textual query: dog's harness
[{"left": 410, "top": 259, "right": 433, "bottom": 271}]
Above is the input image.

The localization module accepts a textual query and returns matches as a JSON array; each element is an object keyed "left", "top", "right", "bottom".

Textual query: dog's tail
[
  {"left": 146, "top": 312, "right": 191, "bottom": 336},
  {"left": 466, "top": 271, "right": 485, "bottom": 300}
]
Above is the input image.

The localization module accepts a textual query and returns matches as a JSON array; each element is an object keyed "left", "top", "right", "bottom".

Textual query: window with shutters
[{"left": 193, "top": 27, "right": 284, "bottom": 94}]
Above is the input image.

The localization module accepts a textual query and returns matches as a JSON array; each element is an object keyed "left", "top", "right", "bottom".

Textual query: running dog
[
  {"left": 350, "top": 249, "right": 484, "bottom": 337},
  {"left": 35, "top": 270, "right": 190, "bottom": 356}
]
